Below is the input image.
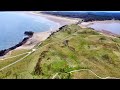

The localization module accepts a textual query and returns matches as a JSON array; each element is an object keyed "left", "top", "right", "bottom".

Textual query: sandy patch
[{"left": 16, "top": 31, "right": 51, "bottom": 50}]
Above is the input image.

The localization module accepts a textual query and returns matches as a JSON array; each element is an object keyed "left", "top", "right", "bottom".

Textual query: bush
[
  {"left": 67, "top": 30, "right": 71, "bottom": 34},
  {"left": 102, "top": 54, "right": 110, "bottom": 60},
  {"left": 99, "top": 37, "right": 106, "bottom": 41},
  {"left": 80, "top": 30, "right": 99, "bottom": 35},
  {"left": 112, "top": 38, "right": 120, "bottom": 43}
]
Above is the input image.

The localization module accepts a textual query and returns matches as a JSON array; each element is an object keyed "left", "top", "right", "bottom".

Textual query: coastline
[
  {"left": 80, "top": 20, "right": 120, "bottom": 27},
  {"left": 15, "top": 12, "right": 79, "bottom": 50},
  {"left": 1, "top": 12, "right": 119, "bottom": 57},
  {"left": 80, "top": 20, "right": 120, "bottom": 37},
  {"left": 23, "top": 11, "right": 79, "bottom": 26},
  {"left": 16, "top": 31, "right": 51, "bottom": 50},
  {"left": 8, "top": 12, "right": 120, "bottom": 51}
]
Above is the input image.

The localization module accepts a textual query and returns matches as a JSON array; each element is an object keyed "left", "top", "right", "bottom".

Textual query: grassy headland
[{"left": 0, "top": 24, "right": 120, "bottom": 79}]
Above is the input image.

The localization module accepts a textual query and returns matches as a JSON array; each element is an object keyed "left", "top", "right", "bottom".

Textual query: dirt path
[{"left": 52, "top": 69, "right": 120, "bottom": 79}]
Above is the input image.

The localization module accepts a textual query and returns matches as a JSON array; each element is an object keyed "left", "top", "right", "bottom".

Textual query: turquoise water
[
  {"left": 88, "top": 22, "right": 120, "bottom": 35},
  {"left": 0, "top": 12, "right": 60, "bottom": 50}
]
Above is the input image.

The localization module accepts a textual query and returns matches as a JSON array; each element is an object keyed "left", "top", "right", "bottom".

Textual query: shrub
[
  {"left": 67, "top": 30, "right": 71, "bottom": 34},
  {"left": 80, "top": 30, "right": 99, "bottom": 35},
  {"left": 102, "top": 54, "right": 110, "bottom": 60},
  {"left": 99, "top": 37, "right": 106, "bottom": 41}
]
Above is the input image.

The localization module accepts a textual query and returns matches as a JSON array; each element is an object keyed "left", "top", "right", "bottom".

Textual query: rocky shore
[{"left": 0, "top": 31, "right": 34, "bottom": 56}]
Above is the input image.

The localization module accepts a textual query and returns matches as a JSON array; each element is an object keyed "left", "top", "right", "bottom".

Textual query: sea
[
  {"left": 0, "top": 11, "right": 120, "bottom": 50},
  {"left": 88, "top": 21, "right": 120, "bottom": 35},
  {"left": 0, "top": 12, "right": 60, "bottom": 50}
]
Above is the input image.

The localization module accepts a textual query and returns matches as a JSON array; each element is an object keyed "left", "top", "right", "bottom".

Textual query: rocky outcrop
[
  {"left": 24, "top": 31, "right": 34, "bottom": 37},
  {"left": 0, "top": 31, "right": 34, "bottom": 57}
]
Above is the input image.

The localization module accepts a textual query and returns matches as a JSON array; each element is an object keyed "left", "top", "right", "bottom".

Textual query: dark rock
[
  {"left": 59, "top": 25, "right": 67, "bottom": 30},
  {"left": 24, "top": 31, "right": 34, "bottom": 37},
  {"left": 0, "top": 50, "right": 6, "bottom": 56},
  {"left": 0, "top": 49, "right": 10, "bottom": 56},
  {"left": 0, "top": 32, "right": 33, "bottom": 57}
]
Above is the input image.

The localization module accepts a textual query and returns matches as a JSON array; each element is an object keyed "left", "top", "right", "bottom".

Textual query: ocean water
[
  {"left": 0, "top": 12, "right": 60, "bottom": 50},
  {"left": 88, "top": 22, "right": 120, "bottom": 35}
]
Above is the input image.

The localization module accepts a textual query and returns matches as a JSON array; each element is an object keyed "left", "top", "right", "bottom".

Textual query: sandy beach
[
  {"left": 16, "top": 31, "right": 51, "bottom": 50},
  {"left": 80, "top": 20, "right": 120, "bottom": 37},
  {"left": 16, "top": 12, "right": 120, "bottom": 50},
  {"left": 16, "top": 11, "right": 79, "bottom": 50},
  {"left": 17, "top": 12, "right": 117, "bottom": 50},
  {"left": 7, "top": 12, "right": 120, "bottom": 51},
  {"left": 24, "top": 11, "right": 79, "bottom": 26},
  {"left": 80, "top": 20, "right": 120, "bottom": 28}
]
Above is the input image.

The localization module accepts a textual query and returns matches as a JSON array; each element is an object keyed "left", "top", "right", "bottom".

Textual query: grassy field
[{"left": 0, "top": 24, "right": 120, "bottom": 79}]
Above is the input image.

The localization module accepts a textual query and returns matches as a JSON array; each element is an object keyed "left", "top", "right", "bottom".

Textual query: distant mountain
[{"left": 41, "top": 11, "right": 120, "bottom": 21}]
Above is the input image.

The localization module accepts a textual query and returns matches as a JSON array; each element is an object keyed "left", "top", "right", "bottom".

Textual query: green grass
[{"left": 0, "top": 24, "right": 120, "bottom": 79}]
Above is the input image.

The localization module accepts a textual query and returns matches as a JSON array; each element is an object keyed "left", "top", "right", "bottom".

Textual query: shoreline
[
  {"left": 9, "top": 12, "right": 79, "bottom": 51},
  {"left": 16, "top": 16, "right": 120, "bottom": 51},
  {"left": 1, "top": 12, "right": 119, "bottom": 57},
  {"left": 80, "top": 19, "right": 120, "bottom": 27},
  {"left": 0, "top": 32, "right": 33, "bottom": 57},
  {"left": 16, "top": 31, "right": 52, "bottom": 50},
  {"left": 80, "top": 20, "right": 120, "bottom": 37},
  {"left": 23, "top": 11, "right": 79, "bottom": 26}
]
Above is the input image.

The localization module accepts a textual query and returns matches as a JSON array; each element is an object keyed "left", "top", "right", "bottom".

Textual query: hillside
[{"left": 0, "top": 24, "right": 120, "bottom": 79}]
